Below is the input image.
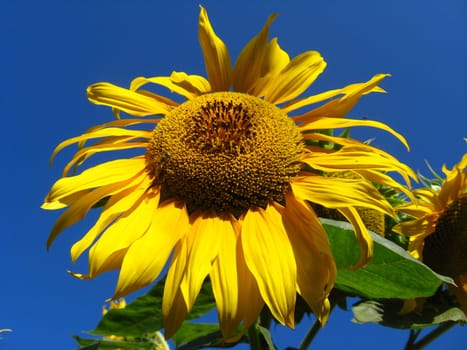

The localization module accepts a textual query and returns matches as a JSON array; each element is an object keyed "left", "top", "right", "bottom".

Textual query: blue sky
[{"left": 2, "top": 0, "right": 466, "bottom": 349}]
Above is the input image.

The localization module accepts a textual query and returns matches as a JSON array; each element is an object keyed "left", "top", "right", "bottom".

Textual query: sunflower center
[
  {"left": 423, "top": 195, "right": 467, "bottom": 277},
  {"left": 146, "top": 92, "right": 303, "bottom": 216}
]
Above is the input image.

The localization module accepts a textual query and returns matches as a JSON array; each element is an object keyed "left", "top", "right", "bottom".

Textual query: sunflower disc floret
[{"left": 147, "top": 92, "right": 303, "bottom": 216}]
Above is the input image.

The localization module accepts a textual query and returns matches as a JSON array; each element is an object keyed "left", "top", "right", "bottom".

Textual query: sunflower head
[
  {"left": 394, "top": 154, "right": 467, "bottom": 312},
  {"left": 394, "top": 154, "right": 467, "bottom": 263},
  {"left": 43, "top": 6, "right": 416, "bottom": 338},
  {"left": 146, "top": 92, "right": 303, "bottom": 217},
  {"left": 423, "top": 195, "right": 467, "bottom": 277}
]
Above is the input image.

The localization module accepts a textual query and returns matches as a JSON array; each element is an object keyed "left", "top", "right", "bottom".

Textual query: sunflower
[
  {"left": 43, "top": 6, "right": 415, "bottom": 338},
  {"left": 393, "top": 155, "right": 467, "bottom": 313}
]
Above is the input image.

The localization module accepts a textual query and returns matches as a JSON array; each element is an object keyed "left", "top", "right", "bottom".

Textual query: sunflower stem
[
  {"left": 248, "top": 320, "right": 262, "bottom": 350},
  {"left": 260, "top": 307, "right": 272, "bottom": 330},
  {"left": 298, "top": 301, "right": 337, "bottom": 350},
  {"left": 404, "top": 322, "right": 456, "bottom": 350},
  {"left": 404, "top": 329, "right": 422, "bottom": 350},
  {"left": 297, "top": 317, "right": 322, "bottom": 350}
]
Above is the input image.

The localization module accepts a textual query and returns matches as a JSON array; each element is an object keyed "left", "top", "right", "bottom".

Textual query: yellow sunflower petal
[
  {"left": 87, "top": 83, "right": 173, "bottom": 116},
  {"left": 163, "top": 239, "right": 189, "bottom": 338},
  {"left": 261, "top": 37, "right": 290, "bottom": 76},
  {"left": 41, "top": 190, "right": 90, "bottom": 210},
  {"left": 130, "top": 72, "right": 211, "bottom": 101},
  {"left": 49, "top": 128, "right": 151, "bottom": 166},
  {"left": 242, "top": 205, "right": 296, "bottom": 327},
  {"left": 114, "top": 200, "right": 189, "bottom": 298},
  {"left": 291, "top": 175, "right": 394, "bottom": 216},
  {"left": 232, "top": 14, "right": 277, "bottom": 93},
  {"left": 394, "top": 196, "right": 436, "bottom": 218},
  {"left": 280, "top": 194, "right": 336, "bottom": 324},
  {"left": 301, "top": 149, "right": 411, "bottom": 176},
  {"left": 198, "top": 6, "right": 232, "bottom": 91},
  {"left": 62, "top": 140, "right": 148, "bottom": 177},
  {"left": 250, "top": 37, "right": 290, "bottom": 97},
  {"left": 259, "top": 51, "right": 326, "bottom": 104},
  {"left": 338, "top": 207, "right": 374, "bottom": 268},
  {"left": 284, "top": 86, "right": 355, "bottom": 114},
  {"left": 180, "top": 213, "right": 222, "bottom": 311},
  {"left": 234, "top": 235, "right": 264, "bottom": 335},
  {"left": 392, "top": 216, "right": 437, "bottom": 237},
  {"left": 299, "top": 115, "right": 410, "bottom": 150},
  {"left": 294, "top": 73, "right": 390, "bottom": 120},
  {"left": 301, "top": 133, "right": 415, "bottom": 185},
  {"left": 44, "top": 158, "right": 146, "bottom": 205},
  {"left": 209, "top": 216, "right": 241, "bottom": 337},
  {"left": 439, "top": 155, "right": 467, "bottom": 204},
  {"left": 163, "top": 287, "right": 188, "bottom": 339},
  {"left": 169, "top": 71, "right": 212, "bottom": 96},
  {"left": 356, "top": 169, "right": 415, "bottom": 200},
  {"left": 70, "top": 176, "right": 153, "bottom": 263},
  {"left": 88, "top": 191, "right": 160, "bottom": 278},
  {"left": 86, "top": 118, "right": 160, "bottom": 130},
  {"left": 46, "top": 170, "right": 148, "bottom": 250},
  {"left": 407, "top": 236, "right": 425, "bottom": 260},
  {"left": 412, "top": 188, "right": 443, "bottom": 208}
]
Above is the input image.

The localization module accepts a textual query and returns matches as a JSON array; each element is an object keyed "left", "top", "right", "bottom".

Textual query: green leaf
[
  {"left": 174, "top": 323, "right": 224, "bottom": 349},
  {"left": 173, "top": 323, "right": 219, "bottom": 346},
  {"left": 74, "top": 336, "right": 154, "bottom": 349},
  {"left": 352, "top": 292, "right": 467, "bottom": 329},
  {"left": 91, "top": 280, "right": 165, "bottom": 337},
  {"left": 322, "top": 218, "right": 453, "bottom": 299},
  {"left": 91, "top": 278, "right": 216, "bottom": 338}
]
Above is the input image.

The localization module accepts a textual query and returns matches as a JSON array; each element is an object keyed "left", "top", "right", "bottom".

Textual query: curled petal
[
  {"left": 291, "top": 175, "right": 395, "bottom": 217},
  {"left": 242, "top": 205, "right": 296, "bottom": 327},
  {"left": 234, "top": 237, "right": 264, "bottom": 335},
  {"left": 261, "top": 37, "right": 290, "bottom": 76},
  {"left": 299, "top": 115, "right": 410, "bottom": 151},
  {"left": 70, "top": 176, "right": 153, "bottom": 263},
  {"left": 232, "top": 14, "right": 277, "bottom": 93},
  {"left": 44, "top": 158, "right": 147, "bottom": 206},
  {"left": 87, "top": 191, "right": 160, "bottom": 278},
  {"left": 301, "top": 133, "right": 416, "bottom": 185},
  {"left": 114, "top": 201, "right": 189, "bottom": 298},
  {"left": 87, "top": 83, "right": 174, "bottom": 116},
  {"left": 280, "top": 194, "right": 336, "bottom": 324},
  {"left": 49, "top": 128, "right": 151, "bottom": 166},
  {"left": 209, "top": 216, "right": 241, "bottom": 337},
  {"left": 301, "top": 148, "right": 413, "bottom": 184},
  {"left": 293, "top": 74, "right": 390, "bottom": 119},
  {"left": 338, "top": 207, "right": 374, "bottom": 268},
  {"left": 198, "top": 6, "right": 232, "bottom": 90},
  {"left": 163, "top": 239, "right": 189, "bottom": 338},
  {"left": 130, "top": 72, "right": 211, "bottom": 101},
  {"left": 258, "top": 51, "right": 326, "bottom": 104},
  {"left": 180, "top": 214, "right": 222, "bottom": 311}
]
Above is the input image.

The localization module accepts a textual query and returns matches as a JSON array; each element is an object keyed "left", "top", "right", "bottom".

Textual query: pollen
[{"left": 146, "top": 92, "right": 304, "bottom": 216}]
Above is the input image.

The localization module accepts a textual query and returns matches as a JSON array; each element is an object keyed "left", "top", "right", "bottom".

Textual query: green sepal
[{"left": 257, "top": 325, "right": 275, "bottom": 350}]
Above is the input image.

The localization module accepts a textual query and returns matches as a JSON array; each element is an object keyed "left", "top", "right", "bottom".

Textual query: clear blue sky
[{"left": 2, "top": 0, "right": 466, "bottom": 349}]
